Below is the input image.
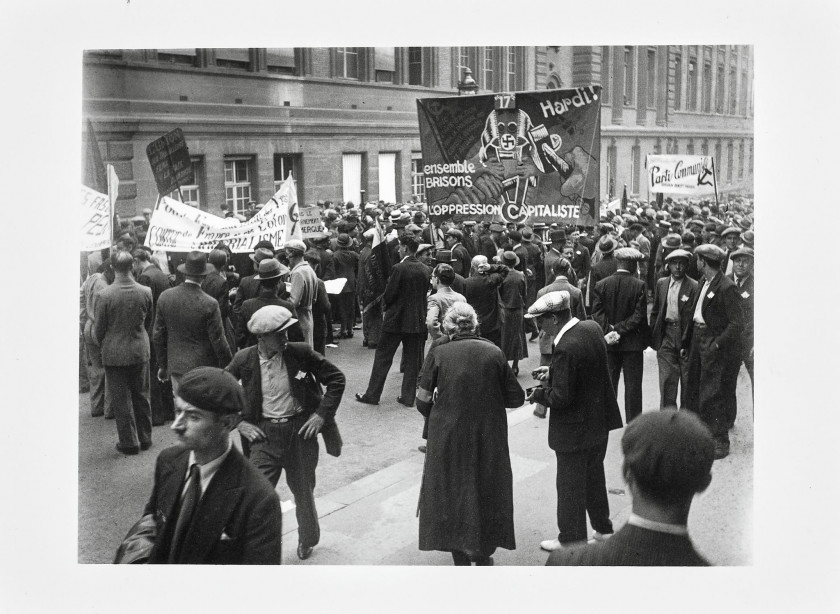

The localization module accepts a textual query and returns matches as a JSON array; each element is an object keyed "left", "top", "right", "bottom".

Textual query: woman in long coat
[
  {"left": 416, "top": 302, "right": 525, "bottom": 565},
  {"left": 498, "top": 251, "right": 528, "bottom": 374}
]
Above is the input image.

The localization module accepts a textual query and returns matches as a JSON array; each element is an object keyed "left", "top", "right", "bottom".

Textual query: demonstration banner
[
  {"left": 417, "top": 87, "right": 601, "bottom": 226},
  {"left": 298, "top": 206, "right": 325, "bottom": 238},
  {"left": 646, "top": 155, "right": 717, "bottom": 196},
  {"left": 144, "top": 194, "right": 289, "bottom": 254},
  {"left": 80, "top": 185, "right": 112, "bottom": 251}
]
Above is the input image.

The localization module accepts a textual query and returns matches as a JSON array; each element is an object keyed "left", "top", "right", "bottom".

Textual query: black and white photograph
[{"left": 2, "top": 0, "right": 839, "bottom": 612}]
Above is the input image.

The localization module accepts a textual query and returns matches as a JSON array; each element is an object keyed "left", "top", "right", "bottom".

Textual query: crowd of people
[{"left": 81, "top": 192, "right": 754, "bottom": 566}]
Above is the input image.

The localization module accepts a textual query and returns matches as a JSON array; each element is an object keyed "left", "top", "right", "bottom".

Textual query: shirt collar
[
  {"left": 184, "top": 279, "right": 202, "bottom": 287},
  {"left": 616, "top": 268, "right": 630, "bottom": 274},
  {"left": 553, "top": 317, "right": 580, "bottom": 347},
  {"left": 628, "top": 513, "right": 688, "bottom": 536},
  {"left": 187, "top": 439, "right": 233, "bottom": 489}
]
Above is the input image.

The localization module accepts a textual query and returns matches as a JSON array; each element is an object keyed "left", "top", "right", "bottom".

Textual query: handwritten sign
[{"left": 145, "top": 128, "right": 194, "bottom": 195}]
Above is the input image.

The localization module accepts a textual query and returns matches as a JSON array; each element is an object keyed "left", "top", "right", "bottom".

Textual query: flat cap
[
  {"left": 622, "top": 409, "right": 714, "bottom": 502},
  {"left": 284, "top": 239, "right": 307, "bottom": 254},
  {"left": 445, "top": 228, "right": 463, "bottom": 240},
  {"left": 416, "top": 243, "right": 433, "bottom": 255},
  {"left": 721, "top": 226, "right": 741, "bottom": 238},
  {"left": 177, "top": 367, "right": 245, "bottom": 415},
  {"left": 524, "top": 291, "right": 570, "bottom": 318},
  {"left": 741, "top": 230, "right": 754, "bottom": 246},
  {"left": 664, "top": 248, "right": 692, "bottom": 262},
  {"left": 614, "top": 247, "right": 645, "bottom": 261},
  {"left": 694, "top": 243, "right": 726, "bottom": 262},
  {"left": 247, "top": 305, "right": 298, "bottom": 335},
  {"left": 730, "top": 246, "right": 754, "bottom": 260},
  {"left": 489, "top": 223, "right": 505, "bottom": 233}
]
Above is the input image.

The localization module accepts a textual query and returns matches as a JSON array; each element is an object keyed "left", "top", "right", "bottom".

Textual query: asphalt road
[{"left": 79, "top": 328, "right": 753, "bottom": 565}]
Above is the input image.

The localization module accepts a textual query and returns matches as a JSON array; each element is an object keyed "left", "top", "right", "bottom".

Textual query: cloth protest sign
[
  {"left": 80, "top": 185, "right": 112, "bottom": 251},
  {"left": 298, "top": 206, "right": 324, "bottom": 238},
  {"left": 417, "top": 87, "right": 601, "bottom": 226},
  {"left": 144, "top": 194, "right": 288, "bottom": 253},
  {"left": 646, "top": 155, "right": 717, "bottom": 195}
]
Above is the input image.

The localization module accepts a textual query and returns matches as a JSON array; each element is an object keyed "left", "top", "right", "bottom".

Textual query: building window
[
  {"left": 375, "top": 47, "right": 396, "bottom": 83},
  {"left": 336, "top": 48, "right": 359, "bottom": 79},
  {"left": 168, "top": 158, "right": 204, "bottom": 207},
  {"left": 702, "top": 61, "right": 712, "bottom": 112},
  {"left": 715, "top": 142, "right": 722, "bottom": 173},
  {"left": 623, "top": 46, "right": 635, "bottom": 106},
  {"left": 601, "top": 46, "right": 611, "bottom": 105},
  {"left": 646, "top": 48, "right": 656, "bottom": 108},
  {"left": 408, "top": 47, "right": 423, "bottom": 86},
  {"left": 631, "top": 144, "right": 641, "bottom": 194},
  {"left": 687, "top": 140, "right": 695, "bottom": 155},
  {"left": 728, "top": 68, "right": 737, "bottom": 114},
  {"left": 224, "top": 157, "right": 253, "bottom": 214},
  {"left": 411, "top": 154, "right": 425, "bottom": 201},
  {"left": 267, "top": 48, "right": 296, "bottom": 75},
  {"left": 506, "top": 47, "right": 522, "bottom": 91},
  {"left": 738, "top": 141, "right": 745, "bottom": 179},
  {"left": 483, "top": 47, "right": 494, "bottom": 90},
  {"left": 216, "top": 48, "right": 250, "bottom": 70},
  {"left": 273, "top": 154, "right": 302, "bottom": 202},
  {"left": 673, "top": 52, "right": 682, "bottom": 110},
  {"left": 739, "top": 70, "right": 749, "bottom": 115},
  {"left": 727, "top": 142, "right": 734, "bottom": 181},
  {"left": 378, "top": 153, "right": 397, "bottom": 204},
  {"left": 715, "top": 62, "right": 725, "bottom": 113},
  {"left": 606, "top": 144, "right": 617, "bottom": 198},
  {"left": 701, "top": 140, "right": 709, "bottom": 156},
  {"left": 342, "top": 153, "right": 364, "bottom": 205},
  {"left": 157, "top": 48, "right": 197, "bottom": 66},
  {"left": 687, "top": 55, "right": 698, "bottom": 111}
]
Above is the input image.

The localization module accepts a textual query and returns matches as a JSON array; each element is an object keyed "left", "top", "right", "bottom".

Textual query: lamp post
[{"left": 457, "top": 67, "right": 479, "bottom": 96}]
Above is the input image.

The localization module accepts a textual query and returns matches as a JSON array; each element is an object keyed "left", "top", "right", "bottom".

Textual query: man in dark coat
[
  {"left": 682, "top": 244, "right": 743, "bottom": 459},
  {"left": 728, "top": 247, "right": 754, "bottom": 397},
  {"left": 120, "top": 366, "right": 282, "bottom": 564},
  {"left": 153, "top": 251, "right": 232, "bottom": 395},
  {"left": 649, "top": 249, "right": 698, "bottom": 409},
  {"left": 227, "top": 306, "right": 345, "bottom": 561},
  {"left": 478, "top": 223, "right": 504, "bottom": 261},
  {"left": 592, "top": 248, "right": 650, "bottom": 424},
  {"left": 547, "top": 410, "right": 714, "bottom": 566},
  {"left": 464, "top": 255, "right": 509, "bottom": 349},
  {"left": 202, "top": 248, "right": 237, "bottom": 357},
  {"left": 584, "top": 235, "right": 618, "bottom": 315},
  {"left": 526, "top": 291, "right": 623, "bottom": 551},
  {"left": 444, "top": 228, "right": 472, "bottom": 278},
  {"left": 236, "top": 258, "right": 303, "bottom": 349},
  {"left": 356, "top": 234, "right": 430, "bottom": 407},
  {"left": 331, "top": 233, "right": 360, "bottom": 338},
  {"left": 232, "top": 245, "right": 275, "bottom": 331},
  {"left": 95, "top": 250, "right": 154, "bottom": 454}
]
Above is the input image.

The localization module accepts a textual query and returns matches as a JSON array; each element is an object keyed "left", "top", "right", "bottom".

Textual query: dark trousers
[
  {"left": 685, "top": 326, "right": 740, "bottom": 443},
  {"left": 250, "top": 417, "right": 320, "bottom": 548},
  {"left": 148, "top": 344, "right": 174, "bottom": 425},
  {"left": 743, "top": 352, "right": 754, "bottom": 403},
  {"left": 364, "top": 331, "right": 423, "bottom": 404},
  {"left": 555, "top": 441, "right": 613, "bottom": 545},
  {"left": 104, "top": 363, "right": 152, "bottom": 449},
  {"left": 362, "top": 303, "right": 383, "bottom": 346},
  {"left": 656, "top": 322, "right": 688, "bottom": 409},
  {"left": 607, "top": 351, "right": 644, "bottom": 423},
  {"left": 335, "top": 293, "right": 356, "bottom": 334}
]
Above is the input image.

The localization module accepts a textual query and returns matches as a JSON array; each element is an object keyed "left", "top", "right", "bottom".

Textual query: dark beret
[
  {"left": 177, "top": 367, "right": 245, "bottom": 415},
  {"left": 622, "top": 410, "right": 714, "bottom": 503}
]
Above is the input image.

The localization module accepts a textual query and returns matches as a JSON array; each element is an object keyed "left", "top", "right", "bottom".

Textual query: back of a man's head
[
  {"left": 400, "top": 234, "right": 419, "bottom": 254},
  {"left": 112, "top": 250, "right": 135, "bottom": 275},
  {"left": 622, "top": 410, "right": 714, "bottom": 506}
]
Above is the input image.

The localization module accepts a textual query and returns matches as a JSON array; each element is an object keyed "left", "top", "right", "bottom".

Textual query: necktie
[{"left": 169, "top": 464, "right": 201, "bottom": 563}]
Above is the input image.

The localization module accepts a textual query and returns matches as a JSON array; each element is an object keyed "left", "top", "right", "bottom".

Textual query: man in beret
[
  {"left": 285, "top": 239, "right": 318, "bottom": 347},
  {"left": 649, "top": 249, "right": 698, "bottom": 409},
  {"left": 547, "top": 410, "right": 714, "bottom": 566},
  {"left": 526, "top": 291, "right": 623, "bottom": 551},
  {"left": 591, "top": 248, "right": 651, "bottom": 424},
  {"left": 227, "top": 306, "right": 345, "bottom": 561},
  {"left": 117, "top": 366, "right": 283, "bottom": 564},
  {"left": 153, "top": 251, "right": 233, "bottom": 396},
  {"left": 728, "top": 247, "right": 754, "bottom": 398},
  {"left": 681, "top": 244, "right": 744, "bottom": 459}
]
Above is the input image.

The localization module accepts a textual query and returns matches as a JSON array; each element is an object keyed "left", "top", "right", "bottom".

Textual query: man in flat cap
[
  {"left": 526, "top": 291, "right": 623, "bottom": 552},
  {"left": 728, "top": 246, "right": 754, "bottom": 399},
  {"left": 649, "top": 249, "right": 698, "bottom": 410},
  {"left": 227, "top": 305, "right": 345, "bottom": 561},
  {"left": 681, "top": 244, "right": 744, "bottom": 459},
  {"left": 720, "top": 227, "right": 741, "bottom": 275},
  {"left": 592, "top": 247, "right": 651, "bottom": 424},
  {"left": 444, "top": 228, "right": 472, "bottom": 278},
  {"left": 547, "top": 410, "right": 714, "bottom": 566},
  {"left": 116, "top": 366, "right": 283, "bottom": 564},
  {"left": 285, "top": 239, "right": 318, "bottom": 347},
  {"left": 153, "top": 251, "right": 233, "bottom": 396}
]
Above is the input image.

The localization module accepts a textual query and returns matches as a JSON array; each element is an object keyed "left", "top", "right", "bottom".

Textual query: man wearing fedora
[
  {"left": 232, "top": 242, "right": 276, "bottom": 331},
  {"left": 286, "top": 239, "right": 318, "bottom": 347},
  {"left": 681, "top": 244, "right": 744, "bottom": 459},
  {"left": 649, "top": 249, "right": 698, "bottom": 410},
  {"left": 153, "top": 251, "right": 232, "bottom": 395},
  {"left": 237, "top": 257, "right": 303, "bottom": 349},
  {"left": 228, "top": 306, "right": 346, "bottom": 561}
]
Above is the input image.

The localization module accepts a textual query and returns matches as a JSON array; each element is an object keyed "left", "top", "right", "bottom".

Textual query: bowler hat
[
  {"left": 254, "top": 258, "right": 289, "bottom": 280},
  {"left": 177, "top": 367, "right": 245, "bottom": 415},
  {"left": 177, "top": 251, "right": 214, "bottom": 276}
]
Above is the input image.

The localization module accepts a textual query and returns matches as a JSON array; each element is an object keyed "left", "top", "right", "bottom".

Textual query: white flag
[{"left": 274, "top": 173, "right": 301, "bottom": 243}]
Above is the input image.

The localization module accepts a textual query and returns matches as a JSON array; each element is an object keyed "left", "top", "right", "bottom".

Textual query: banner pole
[{"left": 712, "top": 158, "right": 719, "bottom": 209}]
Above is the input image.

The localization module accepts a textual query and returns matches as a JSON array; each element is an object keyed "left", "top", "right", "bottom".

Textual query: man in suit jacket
[
  {"left": 232, "top": 245, "right": 275, "bottom": 331},
  {"left": 331, "top": 234, "right": 360, "bottom": 339},
  {"left": 444, "top": 228, "right": 472, "bottom": 278},
  {"left": 464, "top": 255, "right": 509, "bottom": 349},
  {"left": 526, "top": 291, "right": 623, "bottom": 551},
  {"left": 202, "top": 248, "right": 237, "bottom": 355},
  {"left": 543, "top": 229, "right": 567, "bottom": 286},
  {"left": 681, "top": 244, "right": 744, "bottom": 459},
  {"left": 584, "top": 236, "right": 618, "bottom": 314},
  {"left": 649, "top": 249, "right": 698, "bottom": 409},
  {"left": 547, "top": 410, "right": 714, "bottom": 566},
  {"left": 592, "top": 248, "right": 651, "bottom": 424},
  {"left": 356, "top": 234, "right": 431, "bottom": 406},
  {"left": 153, "top": 251, "right": 232, "bottom": 395},
  {"left": 94, "top": 250, "right": 154, "bottom": 454},
  {"left": 126, "top": 366, "right": 282, "bottom": 564},
  {"left": 728, "top": 247, "right": 754, "bottom": 397},
  {"left": 227, "top": 306, "right": 345, "bottom": 561}
]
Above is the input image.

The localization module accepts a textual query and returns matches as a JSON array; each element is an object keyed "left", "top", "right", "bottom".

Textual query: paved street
[{"left": 79, "top": 332, "right": 753, "bottom": 565}]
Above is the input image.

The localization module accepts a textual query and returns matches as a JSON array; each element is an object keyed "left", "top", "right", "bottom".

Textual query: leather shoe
[
  {"left": 140, "top": 441, "right": 152, "bottom": 451},
  {"left": 396, "top": 396, "right": 413, "bottom": 407},
  {"left": 355, "top": 393, "right": 378, "bottom": 405},
  {"left": 417, "top": 445, "right": 427, "bottom": 453},
  {"left": 297, "top": 543, "right": 314, "bottom": 560},
  {"left": 540, "top": 538, "right": 563, "bottom": 552},
  {"left": 115, "top": 443, "right": 139, "bottom": 455}
]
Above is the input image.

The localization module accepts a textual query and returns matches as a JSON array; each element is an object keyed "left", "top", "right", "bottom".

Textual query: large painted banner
[
  {"left": 646, "top": 155, "right": 717, "bottom": 196},
  {"left": 417, "top": 87, "right": 601, "bottom": 226},
  {"left": 145, "top": 196, "right": 289, "bottom": 253}
]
